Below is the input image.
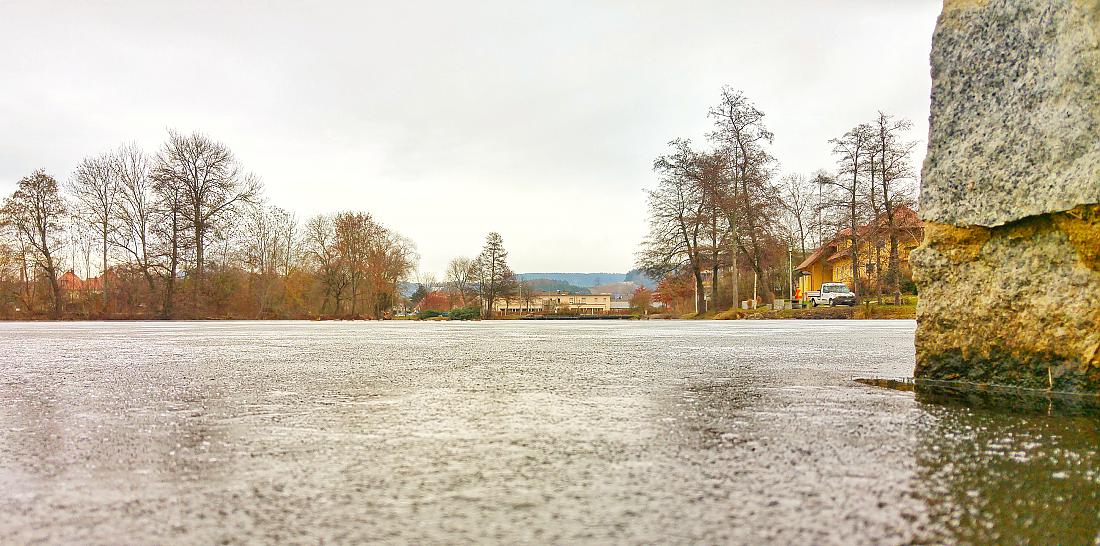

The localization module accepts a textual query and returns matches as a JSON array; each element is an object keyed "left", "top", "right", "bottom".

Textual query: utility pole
[
  {"left": 752, "top": 271, "right": 758, "bottom": 309},
  {"left": 788, "top": 245, "right": 794, "bottom": 302},
  {"left": 694, "top": 276, "right": 700, "bottom": 314},
  {"left": 817, "top": 176, "right": 824, "bottom": 248}
]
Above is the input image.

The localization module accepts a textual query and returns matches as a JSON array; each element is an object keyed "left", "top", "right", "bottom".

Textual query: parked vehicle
[{"left": 806, "top": 283, "right": 857, "bottom": 307}]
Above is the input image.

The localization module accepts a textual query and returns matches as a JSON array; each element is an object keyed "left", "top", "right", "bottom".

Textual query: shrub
[
  {"left": 901, "top": 278, "right": 918, "bottom": 294},
  {"left": 448, "top": 306, "right": 481, "bottom": 321}
]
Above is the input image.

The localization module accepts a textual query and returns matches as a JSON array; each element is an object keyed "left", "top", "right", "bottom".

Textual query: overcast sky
[{"left": 0, "top": 0, "right": 941, "bottom": 276}]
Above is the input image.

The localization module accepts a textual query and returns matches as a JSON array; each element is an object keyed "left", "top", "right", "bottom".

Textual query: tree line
[
  {"left": 412, "top": 232, "right": 589, "bottom": 318},
  {"left": 0, "top": 131, "right": 417, "bottom": 319},
  {"left": 413, "top": 231, "right": 530, "bottom": 318},
  {"left": 637, "top": 86, "right": 919, "bottom": 313}
]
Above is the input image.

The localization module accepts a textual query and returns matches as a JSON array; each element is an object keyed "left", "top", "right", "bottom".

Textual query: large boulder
[{"left": 913, "top": 0, "right": 1100, "bottom": 391}]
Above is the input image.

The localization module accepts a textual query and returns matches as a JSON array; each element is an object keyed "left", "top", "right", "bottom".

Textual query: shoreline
[
  {"left": 1, "top": 300, "right": 918, "bottom": 322},
  {"left": 0, "top": 312, "right": 917, "bottom": 322}
]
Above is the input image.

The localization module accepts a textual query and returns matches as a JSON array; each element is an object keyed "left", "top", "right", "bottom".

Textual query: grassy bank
[{"left": 678, "top": 296, "right": 917, "bottom": 320}]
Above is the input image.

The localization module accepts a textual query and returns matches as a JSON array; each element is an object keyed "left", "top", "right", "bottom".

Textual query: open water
[{"left": 0, "top": 320, "right": 1097, "bottom": 544}]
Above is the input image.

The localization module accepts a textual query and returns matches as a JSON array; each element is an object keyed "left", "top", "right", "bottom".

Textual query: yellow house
[
  {"left": 796, "top": 207, "right": 923, "bottom": 295},
  {"left": 493, "top": 292, "right": 612, "bottom": 315}
]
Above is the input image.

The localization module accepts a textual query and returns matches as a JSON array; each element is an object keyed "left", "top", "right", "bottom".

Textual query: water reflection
[{"left": 912, "top": 386, "right": 1100, "bottom": 544}]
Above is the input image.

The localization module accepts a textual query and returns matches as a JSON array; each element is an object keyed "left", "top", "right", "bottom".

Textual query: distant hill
[
  {"left": 522, "top": 278, "right": 590, "bottom": 294},
  {"left": 590, "top": 281, "right": 640, "bottom": 299},
  {"left": 517, "top": 270, "right": 656, "bottom": 289},
  {"left": 397, "top": 281, "right": 419, "bottom": 299},
  {"left": 622, "top": 269, "right": 657, "bottom": 289}
]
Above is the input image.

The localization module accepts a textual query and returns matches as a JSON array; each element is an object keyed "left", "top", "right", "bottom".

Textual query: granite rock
[
  {"left": 921, "top": 0, "right": 1100, "bottom": 228},
  {"left": 913, "top": 207, "right": 1100, "bottom": 390},
  {"left": 915, "top": 0, "right": 1100, "bottom": 392}
]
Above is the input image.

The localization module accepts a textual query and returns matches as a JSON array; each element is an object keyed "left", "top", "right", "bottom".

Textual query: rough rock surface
[
  {"left": 915, "top": 0, "right": 1100, "bottom": 392},
  {"left": 921, "top": 0, "right": 1100, "bottom": 227},
  {"left": 914, "top": 207, "right": 1100, "bottom": 389}
]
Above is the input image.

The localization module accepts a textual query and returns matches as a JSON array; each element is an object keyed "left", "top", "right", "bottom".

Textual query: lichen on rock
[{"left": 915, "top": 0, "right": 1100, "bottom": 392}]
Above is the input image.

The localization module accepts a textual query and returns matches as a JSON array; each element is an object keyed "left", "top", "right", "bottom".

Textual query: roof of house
[
  {"left": 58, "top": 270, "right": 84, "bottom": 291},
  {"left": 533, "top": 292, "right": 612, "bottom": 297},
  {"left": 795, "top": 245, "right": 831, "bottom": 271},
  {"left": 84, "top": 276, "right": 103, "bottom": 291},
  {"left": 796, "top": 206, "right": 922, "bottom": 271}
]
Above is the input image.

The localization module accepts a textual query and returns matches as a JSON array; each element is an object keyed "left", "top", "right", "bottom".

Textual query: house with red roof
[{"left": 796, "top": 207, "right": 923, "bottom": 296}]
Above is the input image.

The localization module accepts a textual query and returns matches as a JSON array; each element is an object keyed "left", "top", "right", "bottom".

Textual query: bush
[
  {"left": 901, "top": 278, "right": 918, "bottom": 294},
  {"left": 416, "top": 309, "right": 444, "bottom": 320},
  {"left": 447, "top": 306, "right": 481, "bottom": 321}
]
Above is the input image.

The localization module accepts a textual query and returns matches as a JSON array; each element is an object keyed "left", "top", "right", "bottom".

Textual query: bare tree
[
  {"left": 445, "top": 256, "right": 475, "bottom": 307},
  {"left": 871, "top": 112, "right": 919, "bottom": 304},
  {"left": 636, "top": 139, "right": 707, "bottom": 313},
  {"left": 708, "top": 87, "right": 779, "bottom": 302},
  {"left": 304, "top": 214, "right": 346, "bottom": 315},
  {"left": 67, "top": 212, "right": 95, "bottom": 281},
  {"left": 151, "top": 164, "right": 190, "bottom": 318},
  {"left": 319, "top": 211, "right": 416, "bottom": 318},
  {"left": 152, "top": 130, "right": 261, "bottom": 312},
  {"left": 824, "top": 123, "right": 875, "bottom": 298},
  {"left": 0, "top": 223, "right": 36, "bottom": 314},
  {"left": 517, "top": 279, "right": 537, "bottom": 312},
  {"left": 418, "top": 272, "right": 438, "bottom": 295},
  {"left": 697, "top": 151, "right": 729, "bottom": 309},
  {"left": 68, "top": 152, "right": 120, "bottom": 310},
  {"left": 0, "top": 132, "right": 435, "bottom": 319},
  {"left": 372, "top": 230, "right": 417, "bottom": 318},
  {"left": 333, "top": 211, "right": 374, "bottom": 316},
  {"left": 110, "top": 143, "right": 158, "bottom": 296},
  {"left": 243, "top": 201, "right": 296, "bottom": 317},
  {"left": 777, "top": 173, "right": 818, "bottom": 257},
  {"left": 0, "top": 236, "right": 24, "bottom": 317},
  {"left": 1, "top": 171, "right": 67, "bottom": 318}
]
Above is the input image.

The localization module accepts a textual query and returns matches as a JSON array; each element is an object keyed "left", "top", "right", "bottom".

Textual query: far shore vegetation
[{"left": 1, "top": 87, "right": 919, "bottom": 322}]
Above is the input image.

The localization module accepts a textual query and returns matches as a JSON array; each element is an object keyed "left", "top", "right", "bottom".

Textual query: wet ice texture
[{"left": 0, "top": 321, "right": 1097, "bottom": 544}]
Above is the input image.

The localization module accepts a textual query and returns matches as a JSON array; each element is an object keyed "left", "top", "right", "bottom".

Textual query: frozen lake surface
[{"left": 1, "top": 320, "right": 1097, "bottom": 544}]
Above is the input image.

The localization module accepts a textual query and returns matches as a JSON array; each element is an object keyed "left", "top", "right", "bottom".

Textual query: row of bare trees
[
  {"left": 304, "top": 212, "right": 416, "bottom": 318},
  {"left": 637, "top": 87, "right": 788, "bottom": 312},
  {"left": 818, "top": 113, "right": 919, "bottom": 304},
  {"left": 0, "top": 131, "right": 417, "bottom": 319},
  {"left": 637, "top": 86, "right": 919, "bottom": 313}
]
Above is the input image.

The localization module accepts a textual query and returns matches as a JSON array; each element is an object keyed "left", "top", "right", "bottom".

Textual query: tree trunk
[
  {"left": 39, "top": 227, "right": 62, "bottom": 318},
  {"left": 729, "top": 221, "right": 740, "bottom": 309},
  {"left": 711, "top": 263, "right": 719, "bottom": 311},
  {"left": 889, "top": 233, "right": 901, "bottom": 305},
  {"left": 48, "top": 274, "right": 62, "bottom": 319},
  {"left": 350, "top": 274, "right": 358, "bottom": 316},
  {"left": 18, "top": 250, "right": 34, "bottom": 314},
  {"left": 163, "top": 275, "right": 175, "bottom": 318},
  {"left": 162, "top": 210, "right": 179, "bottom": 319},
  {"left": 43, "top": 255, "right": 62, "bottom": 319},
  {"left": 194, "top": 227, "right": 204, "bottom": 315},
  {"left": 694, "top": 269, "right": 706, "bottom": 313},
  {"left": 101, "top": 229, "right": 109, "bottom": 315},
  {"left": 875, "top": 244, "right": 883, "bottom": 304},
  {"left": 849, "top": 194, "right": 860, "bottom": 300},
  {"left": 143, "top": 270, "right": 156, "bottom": 305}
]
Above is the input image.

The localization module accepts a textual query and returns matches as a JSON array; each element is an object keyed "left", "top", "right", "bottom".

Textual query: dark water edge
[
  {"left": 858, "top": 376, "right": 1100, "bottom": 544},
  {"left": 855, "top": 376, "right": 1100, "bottom": 416}
]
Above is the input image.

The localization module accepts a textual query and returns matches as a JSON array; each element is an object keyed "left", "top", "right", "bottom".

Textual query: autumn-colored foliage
[{"left": 417, "top": 290, "right": 450, "bottom": 312}]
